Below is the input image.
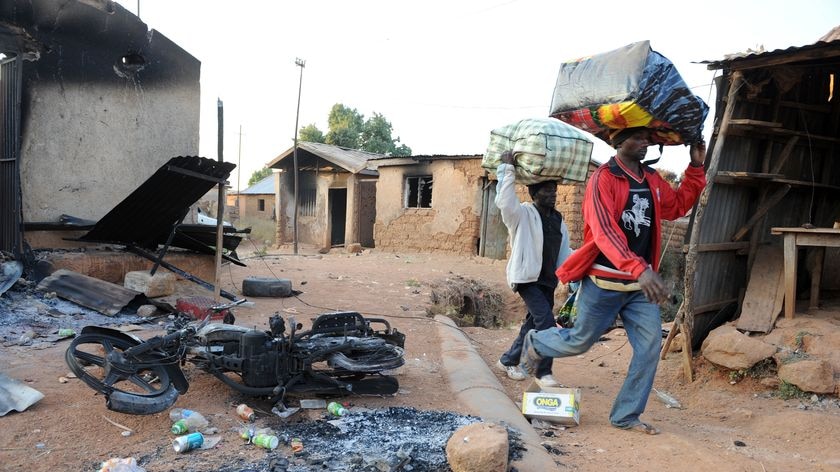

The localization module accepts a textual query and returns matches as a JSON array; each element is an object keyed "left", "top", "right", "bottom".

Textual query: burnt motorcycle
[{"left": 65, "top": 303, "right": 406, "bottom": 414}]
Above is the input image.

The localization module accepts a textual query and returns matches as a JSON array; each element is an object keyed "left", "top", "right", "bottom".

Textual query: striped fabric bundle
[{"left": 482, "top": 117, "right": 593, "bottom": 185}]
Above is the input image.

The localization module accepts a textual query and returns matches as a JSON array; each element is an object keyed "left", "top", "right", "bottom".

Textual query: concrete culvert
[{"left": 427, "top": 276, "right": 503, "bottom": 328}]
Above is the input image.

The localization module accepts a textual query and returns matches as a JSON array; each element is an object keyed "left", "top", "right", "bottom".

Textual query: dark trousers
[{"left": 499, "top": 282, "right": 555, "bottom": 378}]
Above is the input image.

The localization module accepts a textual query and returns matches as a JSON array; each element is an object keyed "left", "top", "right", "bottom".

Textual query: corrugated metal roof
[
  {"left": 700, "top": 35, "right": 840, "bottom": 70},
  {"left": 78, "top": 156, "right": 235, "bottom": 249},
  {"left": 266, "top": 142, "right": 383, "bottom": 174},
  {"left": 238, "top": 174, "right": 275, "bottom": 195}
]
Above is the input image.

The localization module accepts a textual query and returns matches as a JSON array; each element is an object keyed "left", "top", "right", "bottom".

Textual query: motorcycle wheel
[
  {"left": 328, "top": 344, "right": 405, "bottom": 372},
  {"left": 65, "top": 332, "right": 174, "bottom": 398}
]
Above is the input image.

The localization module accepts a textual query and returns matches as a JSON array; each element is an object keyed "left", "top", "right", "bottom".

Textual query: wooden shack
[{"left": 683, "top": 29, "right": 840, "bottom": 349}]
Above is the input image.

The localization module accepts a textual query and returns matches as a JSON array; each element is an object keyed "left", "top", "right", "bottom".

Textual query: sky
[{"left": 114, "top": 0, "right": 838, "bottom": 191}]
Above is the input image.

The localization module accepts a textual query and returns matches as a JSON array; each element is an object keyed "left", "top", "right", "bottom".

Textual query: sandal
[{"left": 627, "top": 422, "right": 660, "bottom": 435}]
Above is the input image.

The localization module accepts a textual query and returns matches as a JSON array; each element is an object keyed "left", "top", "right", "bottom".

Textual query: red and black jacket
[{"left": 556, "top": 157, "right": 706, "bottom": 283}]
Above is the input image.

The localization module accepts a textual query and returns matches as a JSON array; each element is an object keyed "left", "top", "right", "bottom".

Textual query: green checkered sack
[{"left": 482, "top": 117, "right": 593, "bottom": 184}]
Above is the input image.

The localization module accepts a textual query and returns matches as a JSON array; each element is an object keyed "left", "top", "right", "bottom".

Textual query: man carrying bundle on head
[
  {"left": 494, "top": 150, "right": 574, "bottom": 389},
  {"left": 519, "top": 127, "right": 706, "bottom": 435}
]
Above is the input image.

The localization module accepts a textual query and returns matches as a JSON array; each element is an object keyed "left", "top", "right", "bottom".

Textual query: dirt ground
[{"left": 1, "top": 246, "right": 840, "bottom": 472}]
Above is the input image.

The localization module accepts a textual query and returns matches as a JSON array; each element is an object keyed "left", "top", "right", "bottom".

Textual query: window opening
[{"left": 405, "top": 176, "right": 433, "bottom": 208}]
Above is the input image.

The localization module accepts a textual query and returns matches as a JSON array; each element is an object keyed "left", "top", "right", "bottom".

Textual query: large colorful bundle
[
  {"left": 549, "top": 41, "right": 708, "bottom": 146},
  {"left": 482, "top": 117, "right": 593, "bottom": 184}
]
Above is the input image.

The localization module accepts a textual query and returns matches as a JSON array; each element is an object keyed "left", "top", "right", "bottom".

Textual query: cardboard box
[{"left": 521, "top": 380, "right": 580, "bottom": 425}]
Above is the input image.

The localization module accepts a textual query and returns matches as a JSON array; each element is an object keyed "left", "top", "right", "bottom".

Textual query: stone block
[{"left": 124, "top": 270, "right": 176, "bottom": 298}]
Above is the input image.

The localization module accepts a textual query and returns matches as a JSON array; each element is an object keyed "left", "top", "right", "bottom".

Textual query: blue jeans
[
  {"left": 529, "top": 276, "right": 661, "bottom": 428},
  {"left": 499, "top": 283, "right": 555, "bottom": 378}
]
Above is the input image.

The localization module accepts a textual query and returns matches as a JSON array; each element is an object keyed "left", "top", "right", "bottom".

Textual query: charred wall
[{"left": 1, "top": 0, "right": 200, "bottom": 232}]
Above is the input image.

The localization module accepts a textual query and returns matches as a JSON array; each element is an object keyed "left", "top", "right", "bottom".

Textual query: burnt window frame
[
  {"left": 300, "top": 188, "right": 317, "bottom": 217},
  {"left": 404, "top": 175, "right": 433, "bottom": 209}
]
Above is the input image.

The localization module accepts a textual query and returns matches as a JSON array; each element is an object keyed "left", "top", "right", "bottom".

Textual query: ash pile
[
  {"left": 0, "top": 277, "right": 145, "bottom": 347},
  {"left": 244, "top": 407, "right": 523, "bottom": 472}
]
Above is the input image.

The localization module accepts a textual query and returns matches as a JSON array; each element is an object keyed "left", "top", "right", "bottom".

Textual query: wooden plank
[
  {"left": 728, "top": 119, "right": 783, "bottom": 128},
  {"left": 715, "top": 171, "right": 784, "bottom": 179},
  {"left": 769, "top": 136, "right": 800, "bottom": 175},
  {"left": 772, "top": 227, "right": 840, "bottom": 235},
  {"left": 686, "top": 242, "right": 751, "bottom": 253},
  {"left": 783, "top": 234, "right": 796, "bottom": 319},
  {"left": 731, "top": 184, "right": 791, "bottom": 241},
  {"left": 683, "top": 71, "right": 744, "bottom": 385},
  {"left": 736, "top": 246, "right": 785, "bottom": 332}
]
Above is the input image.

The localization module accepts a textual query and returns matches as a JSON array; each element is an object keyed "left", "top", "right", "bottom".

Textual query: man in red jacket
[{"left": 519, "top": 127, "right": 706, "bottom": 435}]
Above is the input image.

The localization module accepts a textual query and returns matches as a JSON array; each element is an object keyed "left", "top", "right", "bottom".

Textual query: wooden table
[{"left": 771, "top": 227, "right": 840, "bottom": 318}]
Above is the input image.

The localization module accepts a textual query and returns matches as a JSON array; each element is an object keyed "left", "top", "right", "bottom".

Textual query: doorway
[{"left": 329, "top": 188, "right": 347, "bottom": 247}]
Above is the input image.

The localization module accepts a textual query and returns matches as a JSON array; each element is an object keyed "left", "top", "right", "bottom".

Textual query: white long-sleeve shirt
[{"left": 495, "top": 163, "right": 573, "bottom": 291}]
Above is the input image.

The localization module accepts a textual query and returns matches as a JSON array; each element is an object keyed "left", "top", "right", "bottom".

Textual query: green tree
[
  {"left": 299, "top": 124, "right": 325, "bottom": 143},
  {"left": 361, "top": 112, "right": 412, "bottom": 156},
  {"left": 325, "top": 104, "right": 364, "bottom": 149},
  {"left": 317, "top": 103, "right": 411, "bottom": 155},
  {"left": 248, "top": 167, "right": 272, "bottom": 186}
]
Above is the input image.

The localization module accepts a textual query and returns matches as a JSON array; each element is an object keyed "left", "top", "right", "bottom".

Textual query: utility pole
[
  {"left": 214, "top": 98, "right": 225, "bottom": 301},
  {"left": 292, "top": 57, "right": 305, "bottom": 255}
]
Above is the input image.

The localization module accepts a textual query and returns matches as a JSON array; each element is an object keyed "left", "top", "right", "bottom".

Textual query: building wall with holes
[
  {"left": 6, "top": 2, "right": 200, "bottom": 234},
  {"left": 374, "top": 158, "right": 484, "bottom": 254}
]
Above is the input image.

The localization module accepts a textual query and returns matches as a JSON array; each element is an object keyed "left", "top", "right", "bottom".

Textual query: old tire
[{"left": 242, "top": 277, "right": 292, "bottom": 297}]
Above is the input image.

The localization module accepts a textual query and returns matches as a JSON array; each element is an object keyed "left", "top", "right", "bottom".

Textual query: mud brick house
[
  {"left": 370, "top": 155, "right": 486, "bottom": 255},
  {"left": 0, "top": 0, "right": 211, "bottom": 282},
  {"left": 227, "top": 174, "right": 276, "bottom": 222},
  {"left": 267, "top": 142, "right": 381, "bottom": 249}
]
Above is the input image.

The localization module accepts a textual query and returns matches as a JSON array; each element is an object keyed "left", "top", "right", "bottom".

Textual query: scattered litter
[
  {"left": 0, "top": 372, "right": 45, "bottom": 416},
  {"left": 253, "top": 433, "right": 279, "bottom": 450},
  {"left": 327, "top": 401, "right": 348, "bottom": 417},
  {"left": 200, "top": 435, "right": 222, "bottom": 450},
  {"left": 734, "top": 440, "right": 747, "bottom": 447},
  {"left": 58, "top": 377, "right": 68, "bottom": 384},
  {"left": 290, "top": 437, "right": 303, "bottom": 454},
  {"left": 300, "top": 399, "right": 326, "bottom": 409},
  {"left": 18, "top": 329, "right": 36, "bottom": 345},
  {"left": 271, "top": 403, "right": 299, "bottom": 419},
  {"left": 98, "top": 457, "right": 145, "bottom": 472},
  {"left": 236, "top": 403, "right": 255, "bottom": 422},
  {"left": 121, "top": 430, "right": 132, "bottom": 437},
  {"left": 652, "top": 388, "right": 683, "bottom": 409},
  {"left": 173, "top": 432, "right": 204, "bottom": 453},
  {"left": 102, "top": 415, "right": 134, "bottom": 433},
  {"left": 57, "top": 328, "right": 76, "bottom": 338}
]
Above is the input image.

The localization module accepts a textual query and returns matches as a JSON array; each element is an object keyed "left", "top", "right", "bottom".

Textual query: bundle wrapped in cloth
[
  {"left": 482, "top": 117, "right": 593, "bottom": 185},
  {"left": 549, "top": 40, "right": 709, "bottom": 146}
]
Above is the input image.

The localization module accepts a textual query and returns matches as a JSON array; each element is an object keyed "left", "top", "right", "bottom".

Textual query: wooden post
[
  {"left": 214, "top": 99, "right": 225, "bottom": 301},
  {"left": 683, "top": 71, "right": 743, "bottom": 381}
]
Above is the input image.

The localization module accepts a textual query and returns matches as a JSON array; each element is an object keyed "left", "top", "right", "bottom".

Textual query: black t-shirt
[
  {"left": 537, "top": 209, "right": 564, "bottom": 288},
  {"left": 594, "top": 169, "right": 654, "bottom": 271}
]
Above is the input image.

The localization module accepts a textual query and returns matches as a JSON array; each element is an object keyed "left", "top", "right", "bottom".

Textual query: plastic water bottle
[
  {"left": 168, "top": 408, "right": 194, "bottom": 422},
  {"left": 652, "top": 388, "right": 683, "bottom": 409},
  {"left": 327, "top": 401, "right": 348, "bottom": 417}
]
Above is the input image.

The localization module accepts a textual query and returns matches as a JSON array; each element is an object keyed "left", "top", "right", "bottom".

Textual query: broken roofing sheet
[{"left": 77, "top": 156, "right": 236, "bottom": 250}]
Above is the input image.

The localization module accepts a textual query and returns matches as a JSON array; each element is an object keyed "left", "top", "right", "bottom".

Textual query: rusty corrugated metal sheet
[
  {"left": 78, "top": 156, "right": 235, "bottom": 249},
  {"left": 267, "top": 142, "right": 383, "bottom": 174},
  {"left": 700, "top": 37, "right": 840, "bottom": 70}
]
